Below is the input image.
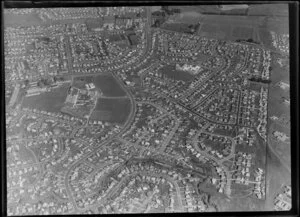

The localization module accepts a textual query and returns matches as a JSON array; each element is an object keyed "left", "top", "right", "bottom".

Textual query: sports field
[
  {"left": 90, "top": 98, "right": 131, "bottom": 124},
  {"left": 93, "top": 75, "right": 127, "bottom": 97},
  {"left": 21, "top": 84, "right": 70, "bottom": 113}
]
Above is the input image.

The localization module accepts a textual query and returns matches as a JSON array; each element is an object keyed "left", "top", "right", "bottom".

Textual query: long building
[{"left": 8, "top": 83, "right": 20, "bottom": 107}]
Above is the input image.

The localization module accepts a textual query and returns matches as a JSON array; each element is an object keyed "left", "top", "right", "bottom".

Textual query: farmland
[{"left": 196, "top": 14, "right": 261, "bottom": 41}]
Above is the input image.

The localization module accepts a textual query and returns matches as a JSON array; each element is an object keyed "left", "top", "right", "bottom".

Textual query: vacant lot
[
  {"left": 90, "top": 98, "right": 131, "bottom": 124},
  {"left": 21, "top": 84, "right": 69, "bottom": 113}
]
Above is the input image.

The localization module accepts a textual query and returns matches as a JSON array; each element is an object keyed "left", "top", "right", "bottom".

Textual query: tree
[
  {"left": 269, "top": 66, "right": 272, "bottom": 71},
  {"left": 23, "top": 79, "right": 29, "bottom": 86}
]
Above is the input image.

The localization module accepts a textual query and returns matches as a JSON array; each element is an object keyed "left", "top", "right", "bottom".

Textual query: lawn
[
  {"left": 21, "top": 84, "right": 70, "bottom": 113},
  {"left": 90, "top": 98, "right": 131, "bottom": 124},
  {"left": 93, "top": 75, "right": 126, "bottom": 97}
]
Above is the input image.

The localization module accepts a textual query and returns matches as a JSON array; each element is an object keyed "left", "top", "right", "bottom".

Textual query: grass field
[
  {"left": 21, "top": 84, "right": 69, "bottom": 113},
  {"left": 168, "top": 5, "right": 220, "bottom": 14},
  {"left": 4, "top": 9, "right": 106, "bottom": 28},
  {"left": 197, "top": 16, "right": 258, "bottom": 41},
  {"left": 198, "top": 23, "right": 220, "bottom": 39},
  {"left": 18, "top": 144, "right": 36, "bottom": 164},
  {"left": 109, "top": 34, "right": 125, "bottom": 42},
  {"left": 93, "top": 75, "right": 126, "bottom": 97},
  {"left": 159, "top": 65, "right": 195, "bottom": 82},
  {"left": 264, "top": 137, "right": 291, "bottom": 210},
  {"left": 248, "top": 4, "right": 288, "bottom": 17},
  {"left": 160, "top": 23, "right": 193, "bottom": 34},
  {"left": 168, "top": 11, "right": 203, "bottom": 24},
  {"left": 231, "top": 26, "right": 254, "bottom": 39},
  {"left": 90, "top": 98, "right": 131, "bottom": 124},
  {"left": 218, "top": 24, "right": 233, "bottom": 40},
  {"left": 4, "top": 12, "right": 43, "bottom": 27},
  {"left": 263, "top": 50, "right": 291, "bottom": 210},
  {"left": 72, "top": 74, "right": 127, "bottom": 97},
  {"left": 265, "top": 17, "right": 289, "bottom": 34},
  {"left": 268, "top": 54, "right": 290, "bottom": 117},
  {"left": 73, "top": 76, "right": 94, "bottom": 89},
  {"left": 196, "top": 13, "right": 264, "bottom": 42},
  {"left": 258, "top": 28, "right": 273, "bottom": 49}
]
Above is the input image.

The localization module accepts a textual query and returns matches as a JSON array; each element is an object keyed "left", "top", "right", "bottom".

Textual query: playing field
[
  {"left": 90, "top": 98, "right": 131, "bottom": 124},
  {"left": 93, "top": 75, "right": 127, "bottom": 97},
  {"left": 21, "top": 84, "right": 70, "bottom": 113},
  {"left": 72, "top": 76, "right": 94, "bottom": 89}
]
